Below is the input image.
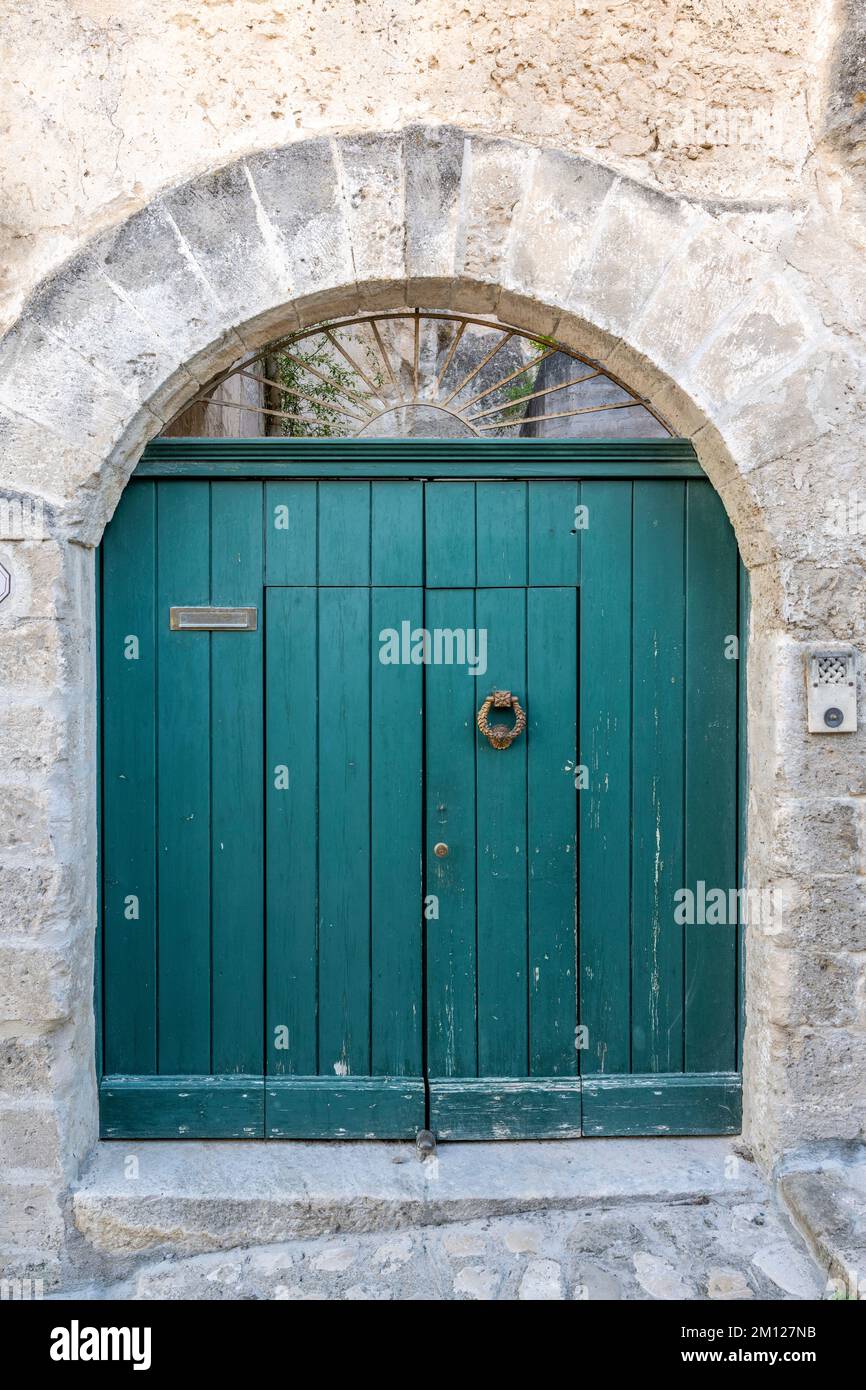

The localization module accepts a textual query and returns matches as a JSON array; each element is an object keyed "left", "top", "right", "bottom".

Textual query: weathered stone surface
[
  {"left": 85, "top": 203, "right": 239, "bottom": 409},
  {"left": 629, "top": 220, "right": 769, "bottom": 383},
  {"left": 0, "top": 622, "right": 70, "bottom": 692},
  {"left": 244, "top": 140, "right": 355, "bottom": 306},
  {"left": 62, "top": 1178, "right": 828, "bottom": 1306},
  {"left": 0, "top": 943, "right": 75, "bottom": 1025},
  {"left": 459, "top": 137, "right": 535, "bottom": 288},
  {"left": 161, "top": 161, "right": 294, "bottom": 334},
  {"left": 335, "top": 133, "right": 406, "bottom": 294},
  {"left": 72, "top": 1136, "right": 766, "bottom": 1261},
  {"left": 720, "top": 346, "right": 866, "bottom": 475},
  {"left": 505, "top": 149, "right": 614, "bottom": 305},
  {"left": 0, "top": 321, "right": 137, "bottom": 457},
  {"left": 564, "top": 182, "right": 702, "bottom": 336},
  {"left": 779, "top": 1155, "right": 866, "bottom": 1297},
  {"left": 0, "top": 1101, "right": 63, "bottom": 1172},
  {"left": 0, "top": 1180, "right": 65, "bottom": 1254},
  {"left": 0, "top": 863, "right": 78, "bottom": 938},
  {"left": 404, "top": 125, "right": 466, "bottom": 283},
  {"left": 688, "top": 277, "right": 823, "bottom": 407}
]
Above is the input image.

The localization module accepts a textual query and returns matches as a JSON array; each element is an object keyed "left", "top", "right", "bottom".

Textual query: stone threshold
[
  {"left": 72, "top": 1136, "right": 764, "bottom": 1269},
  {"left": 777, "top": 1143, "right": 866, "bottom": 1299}
]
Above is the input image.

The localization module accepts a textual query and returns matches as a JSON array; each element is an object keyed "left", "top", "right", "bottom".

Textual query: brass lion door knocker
[{"left": 477, "top": 690, "right": 527, "bottom": 750}]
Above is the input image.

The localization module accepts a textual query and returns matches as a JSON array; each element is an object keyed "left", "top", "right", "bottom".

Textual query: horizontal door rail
[{"left": 136, "top": 437, "right": 704, "bottom": 480}]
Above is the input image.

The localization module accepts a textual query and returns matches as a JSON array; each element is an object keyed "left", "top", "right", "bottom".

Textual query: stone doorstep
[
  {"left": 71, "top": 1136, "right": 766, "bottom": 1274},
  {"left": 777, "top": 1147, "right": 866, "bottom": 1299}
]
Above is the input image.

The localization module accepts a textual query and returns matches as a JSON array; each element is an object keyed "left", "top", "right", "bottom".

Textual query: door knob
[{"left": 433, "top": 842, "right": 449, "bottom": 858}]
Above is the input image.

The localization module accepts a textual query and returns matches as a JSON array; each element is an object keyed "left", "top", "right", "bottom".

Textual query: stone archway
[{"left": 1, "top": 127, "right": 862, "bottom": 1283}]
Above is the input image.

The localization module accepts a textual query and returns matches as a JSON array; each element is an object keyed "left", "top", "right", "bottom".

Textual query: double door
[{"left": 100, "top": 474, "right": 742, "bottom": 1139}]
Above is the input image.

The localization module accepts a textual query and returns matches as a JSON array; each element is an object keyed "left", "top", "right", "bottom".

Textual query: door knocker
[{"left": 477, "top": 690, "right": 527, "bottom": 750}]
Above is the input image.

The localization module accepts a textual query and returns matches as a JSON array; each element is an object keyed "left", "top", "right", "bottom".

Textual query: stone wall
[{"left": 0, "top": 2, "right": 864, "bottom": 1285}]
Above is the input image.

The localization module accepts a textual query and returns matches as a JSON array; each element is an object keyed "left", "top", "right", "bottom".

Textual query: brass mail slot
[{"left": 169, "top": 606, "right": 258, "bottom": 632}]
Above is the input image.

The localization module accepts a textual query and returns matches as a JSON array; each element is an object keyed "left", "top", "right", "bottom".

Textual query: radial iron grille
[{"left": 162, "top": 310, "right": 673, "bottom": 439}]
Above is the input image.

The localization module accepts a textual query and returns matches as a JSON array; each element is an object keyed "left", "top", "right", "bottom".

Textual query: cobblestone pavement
[{"left": 71, "top": 1195, "right": 825, "bottom": 1301}]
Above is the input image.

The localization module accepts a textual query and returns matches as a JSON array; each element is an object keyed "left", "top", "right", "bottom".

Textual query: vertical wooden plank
[
  {"left": 265, "top": 480, "right": 316, "bottom": 584},
  {"left": 684, "top": 481, "right": 739, "bottom": 1073},
  {"left": 371, "top": 587, "right": 424, "bottom": 1076},
  {"left": 318, "top": 586, "right": 371, "bottom": 1077},
  {"left": 95, "top": 549, "right": 103, "bottom": 1081},
  {"left": 425, "top": 587, "right": 478, "bottom": 1079},
  {"left": 372, "top": 482, "right": 423, "bottom": 585},
  {"left": 737, "top": 562, "right": 750, "bottom": 1070},
  {"left": 475, "top": 587, "right": 528, "bottom": 1075},
  {"left": 528, "top": 587, "right": 578, "bottom": 1075},
  {"left": 528, "top": 482, "right": 580, "bottom": 585},
  {"left": 210, "top": 482, "right": 264, "bottom": 1074},
  {"left": 101, "top": 482, "right": 157, "bottom": 1075},
  {"left": 425, "top": 483, "right": 475, "bottom": 587},
  {"left": 631, "top": 480, "right": 685, "bottom": 1074},
  {"left": 266, "top": 586, "right": 318, "bottom": 1076},
  {"left": 156, "top": 482, "right": 211, "bottom": 1074},
  {"left": 476, "top": 482, "right": 527, "bottom": 586},
  {"left": 579, "top": 483, "right": 633, "bottom": 1076},
  {"left": 318, "top": 482, "right": 370, "bottom": 584}
]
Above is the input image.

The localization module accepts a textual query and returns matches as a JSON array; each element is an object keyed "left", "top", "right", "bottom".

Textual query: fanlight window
[{"left": 162, "top": 310, "right": 671, "bottom": 440}]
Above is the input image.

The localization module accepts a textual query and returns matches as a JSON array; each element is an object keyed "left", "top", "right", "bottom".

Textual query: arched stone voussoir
[
  {"left": 0, "top": 125, "right": 801, "bottom": 570},
  {"left": 497, "top": 144, "right": 618, "bottom": 310}
]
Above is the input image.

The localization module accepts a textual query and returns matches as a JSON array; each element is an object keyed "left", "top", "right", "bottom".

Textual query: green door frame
[{"left": 95, "top": 437, "right": 748, "bottom": 1138}]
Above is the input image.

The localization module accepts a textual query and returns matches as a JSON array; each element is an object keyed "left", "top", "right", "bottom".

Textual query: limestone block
[
  {"left": 162, "top": 160, "right": 295, "bottom": 334},
  {"left": 688, "top": 278, "right": 822, "bottom": 408},
  {"left": 0, "top": 1101, "right": 63, "bottom": 1173},
  {"left": 0, "top": 621, "right": 68, "bottom": 692},
  {"left": 0, "top": 320, "right": 137, "bottom": 458},
  {"left": 748, "top": 936, "right": 863, "bottom": 1029},
  {"left": 779, "top": 557, "right": 866, "bottom": 639},
  {"left": 0, "top": 1033, "right": 60, "bottom": 1098},
  {"left": 244, "top": 139, "right": 355, "bottom": 305},
  {"left": 629, "top": 221, "right": 770, "bottom": 384},
  {"left": 0, "top": 862, "right": 78, "bottom": 937},
  {"left": 505, "top": 149, "right": 615, "bottom": 306},
  {"left": 493, "top": 290, "right": 560, "bottom": 341},
  {"left": 0, "top": 704, "right": 65, "bottom": 779},
  {"left": 743, "top": 434, "right": 866, "bottom": 567},
  {"left": 565, "top": 182, "right": 703, "bottom": 338},
  {"left": 87, "top": 202, "right": 236, "bottom": 400},
  {"left": 0, "top": 404, "right": 102, "bottom": 509},
  {"left": 0, "top": 944, "right": 74, "bottom": 1025},
  {"left": 334, "top": 133, "right": 406, "bottom": 291},
  {"left": 0, "top": 786, "right": 52, "bottom": 855},
  {"left": 458, "top": 138, "right": 537, "bottom": 289},
  {"left": 778, "top": 1030, "right": 866, "bottom": 1141},
  {"left": 24, "top": 245, "right": 194, "bottom": 416},
  {"left": 0, "top": 1182, "right": 65, "bottom": 1254},
  {"left": 0, "top": 540, "right": 74, "bottom": 624},
  {"left": 403, "top": 125, "right": 466, "bottom": 283},
  {"left": 773, "top": 798, "right": 862, "bottom": 878},
  {"left": 719, "top": 346, "right": 866, "bottom": 475}
]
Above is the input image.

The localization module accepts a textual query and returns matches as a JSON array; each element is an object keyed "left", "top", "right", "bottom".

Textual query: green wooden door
[{"left": 99, "top": 462, "right": 743, "bottom": 1140}]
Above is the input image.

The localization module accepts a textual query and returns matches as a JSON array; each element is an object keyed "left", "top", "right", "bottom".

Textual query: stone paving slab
[
  {"left": 63, "top": 1196, "right": 824, "bottom": 1301},
  {"left": 73, "top": 1137, "right": 767, "bottom": 1261}
]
